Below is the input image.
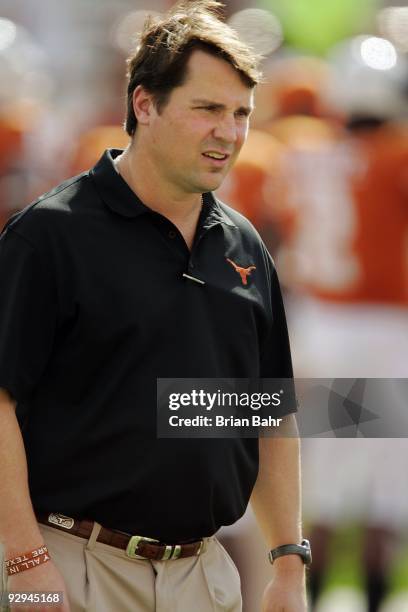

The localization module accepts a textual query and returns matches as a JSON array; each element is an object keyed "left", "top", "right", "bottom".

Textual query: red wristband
[{"left": 5, "top": 545, "right": 51, "bottom": 577}]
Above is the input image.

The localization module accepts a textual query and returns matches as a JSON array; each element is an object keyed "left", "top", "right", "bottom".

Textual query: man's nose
[{"left": 212, "top": 115, "right": 238, "bottom": 144}]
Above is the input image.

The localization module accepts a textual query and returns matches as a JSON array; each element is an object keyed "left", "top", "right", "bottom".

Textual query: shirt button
[{"left": 168, "top": 230, "right": 176, "bottom": 239}]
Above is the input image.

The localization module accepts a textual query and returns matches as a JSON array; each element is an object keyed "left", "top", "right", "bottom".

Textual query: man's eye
[
  {"left": 195, "top": 106, "right": 249, "bottom": 118},
  {"left": 194, "top": 106, "right": 218, "bottom": 112}
]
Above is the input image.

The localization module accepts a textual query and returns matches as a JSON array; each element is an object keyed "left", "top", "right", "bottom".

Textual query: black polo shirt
[{"left": 0, "top": 149, "right": 295, "bottom": 542}]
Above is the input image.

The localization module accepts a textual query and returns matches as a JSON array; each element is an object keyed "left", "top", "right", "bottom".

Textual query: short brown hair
[{"left": 124, "top": 0, "right": 261, "bottom": 137}]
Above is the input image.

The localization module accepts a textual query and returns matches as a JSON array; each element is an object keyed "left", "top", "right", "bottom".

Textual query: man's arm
[
  {"left": 0, "top": 388, "right": 43, "bottom": 557},
  {"left": 250, "top": 414, "right": 307, "bottom": 612},
  {"left": 0, "top": 388, "right": 70, "bottom": 611}
]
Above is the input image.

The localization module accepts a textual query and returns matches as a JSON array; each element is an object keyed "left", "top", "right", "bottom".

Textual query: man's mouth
[{"left": 202, "top": 151, "right": 230, "bottom": 162}]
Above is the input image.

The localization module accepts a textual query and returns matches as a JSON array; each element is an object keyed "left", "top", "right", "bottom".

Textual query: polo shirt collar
[
  {"left": 90, "top": 149, "right": 148, "bottom": 218},
  {"left": 90, "top": 149, "right": 237, "bottom": 228}
]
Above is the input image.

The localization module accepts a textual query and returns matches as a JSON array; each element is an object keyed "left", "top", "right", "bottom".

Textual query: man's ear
[{"left": 132, "top": 85, "right": 156, "bottom": 125}]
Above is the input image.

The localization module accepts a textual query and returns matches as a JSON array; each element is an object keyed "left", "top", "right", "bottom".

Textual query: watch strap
[{"left": 268, "top": 539, "right": 311, "bottom": 565}]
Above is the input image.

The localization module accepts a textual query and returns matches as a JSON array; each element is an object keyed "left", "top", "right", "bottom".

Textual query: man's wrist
[
  {"left": 2, "top": 529, "right": 45, "bottom": 559},
  {"left": 272, "top": 553, "right": 305, "bottom": 577}
]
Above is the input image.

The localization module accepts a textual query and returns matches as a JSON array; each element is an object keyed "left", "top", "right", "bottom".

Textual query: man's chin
[{"left": 196, "top": 173, "right": 226, "bottom": 193}]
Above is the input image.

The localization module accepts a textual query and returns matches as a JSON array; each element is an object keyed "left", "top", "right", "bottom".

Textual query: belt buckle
[{"left": 126, "top": 535, "right": 159, "bottom": 559}]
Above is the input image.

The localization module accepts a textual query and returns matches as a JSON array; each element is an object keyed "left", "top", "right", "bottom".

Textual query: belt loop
[
  {"left": 201, "top": 537, "right": 210, "bottom": 554},
  {"left": 86, "top": 521, "right": 102, "bottom": 551}
]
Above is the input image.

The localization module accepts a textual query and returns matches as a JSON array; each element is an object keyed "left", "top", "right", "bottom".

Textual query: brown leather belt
[{"left": 36, "top": 513, "right": 204, "bottom": 561}]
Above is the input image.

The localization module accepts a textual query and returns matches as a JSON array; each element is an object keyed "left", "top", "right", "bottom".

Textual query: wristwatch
[{"left": 268, "top": 539, "right": 312, "bottom": 566}]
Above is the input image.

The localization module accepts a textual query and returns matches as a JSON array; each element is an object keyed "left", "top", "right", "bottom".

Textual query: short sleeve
[
  {"left": 0, "top": 228, "right": 57, "bottom": 402},
  {"left": 260, "top": 252, "right": 297, "bottom": 417},
  {"left": 260, "top": 254, "right": 293, "bottom": 377}
]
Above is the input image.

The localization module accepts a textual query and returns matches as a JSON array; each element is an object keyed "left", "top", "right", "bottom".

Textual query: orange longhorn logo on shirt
[{"left": 226, "top": 258, "right": 256, "bottom": 286}]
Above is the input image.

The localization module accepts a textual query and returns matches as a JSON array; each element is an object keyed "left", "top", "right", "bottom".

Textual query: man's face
[{"left": 145, "top": 50, "right": 254, "bottom": 195}]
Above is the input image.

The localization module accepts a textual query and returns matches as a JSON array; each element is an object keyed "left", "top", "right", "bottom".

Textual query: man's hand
[
  {"left": 261, "top": 575, "right": 307, "bottom": 612},
  {"left": 7, "top": 560, "right": 71, "bottom": 612},
  {"left": 0, "top": 389, "right": 70, "bottom": 610},
  {"left": 261, "top": 555, "right": 307, "bottom": 612}
]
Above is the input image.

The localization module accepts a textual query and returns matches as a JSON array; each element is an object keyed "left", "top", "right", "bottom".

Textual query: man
[{"left": 0, "top": 1, "right": 308, "bottom": 610}]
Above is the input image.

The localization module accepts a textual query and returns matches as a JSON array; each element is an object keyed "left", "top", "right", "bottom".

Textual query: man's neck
[{"left": 114, "top": 144, "right": 202, "bottom": 224}]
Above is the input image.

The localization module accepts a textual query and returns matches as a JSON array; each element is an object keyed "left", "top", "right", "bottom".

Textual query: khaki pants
[{"left": 1, "top": 523, "right": 242, "bottom": 612}]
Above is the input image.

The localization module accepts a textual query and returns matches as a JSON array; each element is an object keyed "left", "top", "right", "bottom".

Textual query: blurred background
[{"left": 0, "top": 0, "right": 407, "bottom": 610}]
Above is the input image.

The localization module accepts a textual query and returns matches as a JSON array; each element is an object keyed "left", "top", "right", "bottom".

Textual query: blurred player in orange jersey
[
  {"left": 270, "top": 41, "right": 408, "bottom": 362},
  {"left": 268, "top": 112, "right": 408, "bottom": 309},
  {"left": 254, "top": 56, "right": 346, "bottom": 254},
  {"left": 270, "top": 40, "right": 408, "bottom": 612}
]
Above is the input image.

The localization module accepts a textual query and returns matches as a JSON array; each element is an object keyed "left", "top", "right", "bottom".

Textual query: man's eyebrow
[{"left": 191, "top": 98, "right": 253, "bottom": 113}]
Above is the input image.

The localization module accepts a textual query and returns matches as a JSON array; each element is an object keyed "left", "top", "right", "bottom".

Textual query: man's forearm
[
  {"left": 252, "top": 415, "right": 306, "bottom": 612},
  {"left": 250, "top": 414, "right": 302, "bottom": 557},
  {"left": 0, "top": 388, "right": 44, "bottom": 558}
]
